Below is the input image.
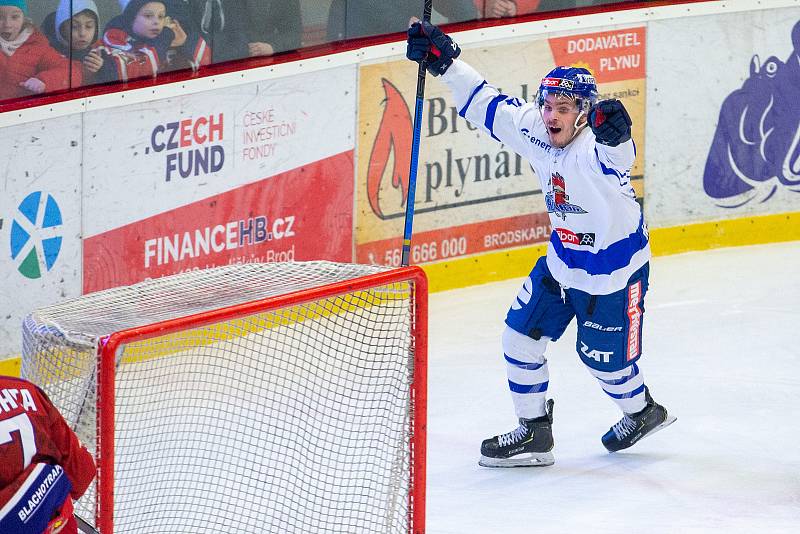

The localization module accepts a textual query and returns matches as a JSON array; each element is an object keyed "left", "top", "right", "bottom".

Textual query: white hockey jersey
[{"left": 441, "top": 60, "right": 650, "bottom": 295}]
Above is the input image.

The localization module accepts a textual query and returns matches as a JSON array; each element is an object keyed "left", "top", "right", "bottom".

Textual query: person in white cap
[{"left": 42, "top": 0, "right": 108, "bottom": 86}]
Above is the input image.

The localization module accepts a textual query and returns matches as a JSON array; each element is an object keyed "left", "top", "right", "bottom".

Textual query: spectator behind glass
[
  {"left": 99, "top": 0, "right": 173, "bottom": 81},
  {"left": 238, "top": 0, "right": 302, "bottom": 57},
  {"left": 0, "top": 0, "right": 80, "bottom": 100},
  {"left": 180, "top": 0, "right": 301, "bottom": 63},
  {"left": 42, "top": 0, "right": 108, "bottom": 86},
  {"left": 99, "top": 0, "right": 211, "bottom": 82},
  {"left": 158, "top": 0, "right": 214, "bottom": 68},
  {"left": 326, "top": 0, "right": 479, "bottom": 41},
  {"left": 478, "top": 0, "right": 578, "bottom": 17}
]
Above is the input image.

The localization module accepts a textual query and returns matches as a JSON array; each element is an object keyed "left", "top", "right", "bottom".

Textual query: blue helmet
[{"left": 536, "top": 66, "right": 598, "bottom": 114}]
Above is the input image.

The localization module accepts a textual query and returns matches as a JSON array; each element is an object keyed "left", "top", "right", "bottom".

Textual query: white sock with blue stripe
[
  {"left": 586, "top": 363, "right": 647, "bottom": 414},
  {"left": 502, "top": 326, "right": 550, "bottom": 419}
]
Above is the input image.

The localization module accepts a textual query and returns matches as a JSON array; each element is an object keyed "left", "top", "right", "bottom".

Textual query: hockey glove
[
  {"left": 406, "top": 21, "right": 461, "bottom": 77},
  {"left": 588, "top": 99, "right": 632, "bottom": 147}
]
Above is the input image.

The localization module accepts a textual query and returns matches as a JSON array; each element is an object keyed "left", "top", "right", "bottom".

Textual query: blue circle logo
[{"left": 9, "top": 192, "right": 63, "bottom": 279}]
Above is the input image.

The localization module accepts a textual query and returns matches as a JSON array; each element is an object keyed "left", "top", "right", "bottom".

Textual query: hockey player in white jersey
[{"left": 407, "top": 21, "right": 676, "bottom": 467}]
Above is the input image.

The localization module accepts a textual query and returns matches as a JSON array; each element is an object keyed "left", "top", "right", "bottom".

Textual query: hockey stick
[
  {"left": 401, "top": 0, "right": 434, "bottom": 267},
  {"left": 76, "top": 514, "right": 100, "bottom": 534}
]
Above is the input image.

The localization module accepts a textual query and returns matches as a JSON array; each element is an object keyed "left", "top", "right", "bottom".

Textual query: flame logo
[{"left": 367, "top": 78, "right": 413, "bottom": 219}]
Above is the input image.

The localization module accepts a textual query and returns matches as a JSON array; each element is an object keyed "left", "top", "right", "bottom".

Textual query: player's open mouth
[{"left": 548, "top": 126, "right": 562, "bottom": 134}]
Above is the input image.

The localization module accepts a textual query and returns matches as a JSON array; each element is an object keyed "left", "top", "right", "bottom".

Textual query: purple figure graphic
[{"left": 703, "top": 20, "right": 800, "bottom": 207}]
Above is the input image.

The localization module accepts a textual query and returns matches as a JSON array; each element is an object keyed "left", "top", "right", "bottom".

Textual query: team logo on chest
[{"left": 545, "top": 172, "right": 587, "bottom": 220}]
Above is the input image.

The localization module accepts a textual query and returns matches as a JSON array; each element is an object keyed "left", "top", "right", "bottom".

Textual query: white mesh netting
[{"left": 21, "top": 261, "right": 424, "bottom": 534}]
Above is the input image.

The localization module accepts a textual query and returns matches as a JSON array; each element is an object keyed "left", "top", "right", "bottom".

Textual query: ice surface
[{"left": 426, "top": 241, "right": 800, "bottom": 533}]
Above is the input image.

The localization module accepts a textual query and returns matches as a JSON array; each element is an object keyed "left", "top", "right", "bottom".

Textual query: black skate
[
  {"left": 602, "top": 389, "right": 676, "bottom": 452},
  {"left": 479, "top": 399, "right": 554, "bottom": 467}
]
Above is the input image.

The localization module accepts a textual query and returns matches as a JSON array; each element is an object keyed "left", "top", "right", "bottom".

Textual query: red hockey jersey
[{"left": 0, "top": 376, "right": 96, "bottom": 503}]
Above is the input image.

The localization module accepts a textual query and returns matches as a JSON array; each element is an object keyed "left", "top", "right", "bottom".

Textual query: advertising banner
[
  {"left": 83, "top": 66, "right": 357, "bottom": 292},
  {"left": 83, "top": 154, "right": 353, "bottom": 292},
  {"left": 647, "top": 9, "right": 800, "bottom": 227},
  {"left": 0, "top": 117, "right": 83, "bottom": 356},
  {"left": 356, "top": 26, "right": 647, "bottom": 265}
]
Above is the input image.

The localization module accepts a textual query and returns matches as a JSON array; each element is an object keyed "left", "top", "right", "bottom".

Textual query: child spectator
[
  {"left": 0, "top": 0, "right": 80, "bottom": 100},
  {"left": 99, "top": 0, "right": 211, "bottom": 82},
  {"left": 159, "top": 0, "right": 214, "bottom": 69},
  {"left": 42, "top": 0, "right": 109, "bottom": 86}
]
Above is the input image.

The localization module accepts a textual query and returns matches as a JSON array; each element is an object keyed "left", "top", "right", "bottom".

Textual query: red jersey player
[{"left": 0, "top": 375, "right": 96, "bottom": 534}]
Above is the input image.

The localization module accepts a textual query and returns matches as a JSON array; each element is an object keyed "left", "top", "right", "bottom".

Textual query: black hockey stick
[
  {"left": 76, "top": 514, "right": 100, "bottom": 534},
  {"left": 401, "top": 0, "right": 434, "bottom": 266}
]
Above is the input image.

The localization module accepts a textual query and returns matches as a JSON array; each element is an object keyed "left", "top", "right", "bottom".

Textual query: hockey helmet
[{"left": 536, "top": 66, "right": 598, "bottom": 114}]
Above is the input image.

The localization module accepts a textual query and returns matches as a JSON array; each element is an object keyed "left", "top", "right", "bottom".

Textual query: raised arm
[{"left": 406, "top": 21, "right": 539, "bottom": 157}]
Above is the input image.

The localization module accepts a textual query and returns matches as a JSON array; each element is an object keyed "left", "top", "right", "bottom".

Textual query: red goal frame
[{"left": 94, "top": 266, "right": 428, "bottom": 534}]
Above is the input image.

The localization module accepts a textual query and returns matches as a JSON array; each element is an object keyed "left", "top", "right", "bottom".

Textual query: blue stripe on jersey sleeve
[
  {"left": 485, "top": 93, "right": 509, "bottom": 141},
  {"left": 549, "top": 215, "right": 649, "bottom": 275},
  {"left": 459, "top": 80, "right": 488, "bottom": 118}
]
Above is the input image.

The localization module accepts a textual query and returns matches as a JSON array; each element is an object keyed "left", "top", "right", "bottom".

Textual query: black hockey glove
[
  {"left": 406, "top": 20, "right": 461, "bottom": 77},
  {"left": 588, "top": 99, "right": 632, "bottom": 147}
]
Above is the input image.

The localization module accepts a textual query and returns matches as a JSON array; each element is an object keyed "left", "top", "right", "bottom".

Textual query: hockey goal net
[{"left": 21, "top": 261, "right": 427, "bottom": 534}]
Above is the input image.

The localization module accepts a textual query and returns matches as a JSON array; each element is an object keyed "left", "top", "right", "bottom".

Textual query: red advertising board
[{"left": 83, "top": 152, "right": 354, "bottom": 292}]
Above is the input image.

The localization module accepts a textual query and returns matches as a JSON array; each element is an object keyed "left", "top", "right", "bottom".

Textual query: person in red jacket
[
  {"left": 99, "top": 0, "right": 211, "bottom": 82},
  {"left": 0, "top": 0, "right": 81, "bottom": 101},
  {"left": 0, "top": 375, "right": 96, "bottom": 534}
]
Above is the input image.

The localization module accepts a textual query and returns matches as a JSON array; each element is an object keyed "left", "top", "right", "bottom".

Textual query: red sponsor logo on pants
[{"left": 626, "top": 280, "right": 642, "bottom": 360}]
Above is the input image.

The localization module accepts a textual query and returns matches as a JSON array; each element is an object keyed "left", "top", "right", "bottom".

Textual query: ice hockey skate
[
  {"left": 479, "top": 399, "right": 554, "bottom": 467},
  {"left": 602, "top": 389, "right": 676, "bottom": 452}
]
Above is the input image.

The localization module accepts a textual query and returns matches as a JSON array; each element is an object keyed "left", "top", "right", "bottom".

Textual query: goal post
[{"left": 21, "top": 262, "right": 427, "bottom": 534}]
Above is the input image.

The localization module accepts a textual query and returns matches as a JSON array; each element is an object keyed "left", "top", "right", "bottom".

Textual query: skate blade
[
  {"left": 605, "top": 414, "right": 677, "bottom": 453},
  {"left": 478, "top": 451, "right": 554, "bottom": 468},
  {"left": 635, "top": 414, "right": 677, "bottom": 444},
  {"left": 647, "top": 414, "right": 677, "bottom": 437}
]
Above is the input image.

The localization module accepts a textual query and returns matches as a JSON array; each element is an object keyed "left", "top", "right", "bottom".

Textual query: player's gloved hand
[
  {"left": 588, "top": 99, "right": 632, "bottom": 146},
  {"left": 406, "top": 20, "right": 461, "bottom": 76}
]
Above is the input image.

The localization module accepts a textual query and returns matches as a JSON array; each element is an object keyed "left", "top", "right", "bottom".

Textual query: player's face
[
  {"left": 132, "top": 2, "right": 167, "bottom": 39},
  {"left": 541, "top": 93, "right": 581, "bottom": 148},
  {"left": 0, "top": 7, "right": 25, "bottom": 42}
]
